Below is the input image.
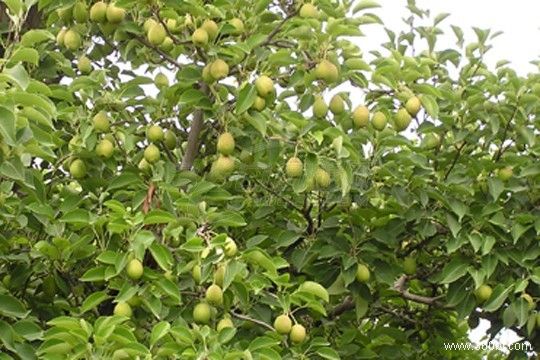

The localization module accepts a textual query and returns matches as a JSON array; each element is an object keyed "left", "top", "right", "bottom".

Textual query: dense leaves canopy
[{"left": 0, "top": 0, "right": 539, "bottom": 359}]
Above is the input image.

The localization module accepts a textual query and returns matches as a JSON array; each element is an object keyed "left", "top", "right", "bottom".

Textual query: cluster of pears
[
  {"left": 273, "top": 314, "right": 307, "bottom": 344},
  {"left": 192, "top": 19, "right": 219, "bottom": 46},
  {"left": 57, "top": 2, "right": 126, "bottom": 50},
  {"left": 210, "top": 132, "right": 236, "bottom": 179},
  {"left": 285, "top": 155, "right": 331, "bottom": 189},
  {"left": 113, "top": 258, "right": 144, "bottom": 317},
  {"left": 144, "top": 19, "right": 172, "bottom": 51},
  {"left": 141, "top": 124, "right": 177, "bottom": 169},
  {"left": 202, "top": 59, "right": 230, "bottom": 83},
  {"left": 251, "top": 75, "right": 275, "bottom": 111}
]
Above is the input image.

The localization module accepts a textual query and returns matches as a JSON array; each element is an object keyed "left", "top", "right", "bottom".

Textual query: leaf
[
  {"left": 432, "top": 257, "right": 469, "bottom": 284},
  {"left": 297, "top": 281, "right": 329, "bottom": 302},
  {"left": 353, "top": 0, "right": 380, "bottom": 13},
  {"left": 0, "top": 295, "right": 28, "bottom": 318},
  {"left": 60, "top": 209, "right": 90, "bottom": 225},
  {"left": 420, "top": 95, "right": 439, "bottom": 118},
  {"left": 80, "top": 291, "right": 109, "bottom": 313},
  {"left": 0, "top": 106, "right": 17, "bottom": 146},
  {"left": 156, "top": 278, "right": 181, "bottom": 303},
  {"left": 21, "top": 29, "right": 54, "bottom": 47},
  {"left": 235, "top": 84, "right": 257, "bottom": 114},
  {"left": 208, "top": 210, "right": 246, "bottom": 228},
  {"left": 483, "top": 284, "right": 513, "bottom": 312},
  {"left": 317, "top": 347, "right": 341, "bottom": 360},
  {"left": 149, "top": 243, "right": 173, "bottom": 271},
  {"left": 513, "top": 298, "right": 529, "bottom": 327},
  {"left": 150, "top": 321, "right": 170, "bottom": 347},
  {"left": 9, "top": 47, "right": 39, "bottom": 66},
  {"left": 245, "top": 112, "right": 267, "bottom": 136},
  {"left": 488, "top": 177, "right": 504, "bottom": 200},
  {"left": 144, "top": 210, "right": 176, "bottom": 225}
]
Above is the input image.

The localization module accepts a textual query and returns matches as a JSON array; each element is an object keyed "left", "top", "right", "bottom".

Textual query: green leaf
[
  {"left": 150, "top": 321, "right": 170, "bottom": 348},
  {"left": 0, "top": 295, "right": 28, "bottom": 318},
  {"left": 483, "top": 285, "right": 513, "bottom": 312},
  {"left": 144, "top": 210, "right": 176, "bottom": 225},
  {"left": 317, "top": 347, "right": 341, "bottom": 360},
  {"left": 60, "top": 209, "right": 90, "bottom": 225},
  {"left": 80, "top": 291, "right": 110, "bottom": 313},
  {"left": 208, "top": 210, "right": 246, "bottom": 228},
  {"left": 149, "top": 243, "right": 173, "bottom": 271},
  {"left": 0, "top": 106, "right": 17, "bottom": 146},
  {"left": 488, "top": 177, "right": 504, "bottom": 200},
  {"left": 9, "top": 47, "right": 39, "bottom": 66},
  {"left": 21, "top": 29, "right": 54, "bottom": 47},
  {"left": 353, "top": 0, "right": 380, "bottom": 13},
  {"left": 420, "top": 95, "right": 439, "bottom": 118},
  {"left": 432, "top": 257, "right": 469, "bottom": 284},
  {"left": 236, "top": 84, "right": 257, "bottom": 114}
]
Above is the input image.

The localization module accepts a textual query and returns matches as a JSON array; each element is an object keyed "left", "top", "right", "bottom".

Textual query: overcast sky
[{"left": 362, "top": 0, "right": 540, "bottom": 74}]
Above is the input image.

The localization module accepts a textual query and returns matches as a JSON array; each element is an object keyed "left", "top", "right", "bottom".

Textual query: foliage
[{"left": 0, "top": 0, "right": 539, "bottom": 359}]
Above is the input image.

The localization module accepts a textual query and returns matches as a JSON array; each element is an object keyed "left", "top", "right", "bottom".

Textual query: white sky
[{"left": 362, "top": 0, "right": 540, "bottom": 74}]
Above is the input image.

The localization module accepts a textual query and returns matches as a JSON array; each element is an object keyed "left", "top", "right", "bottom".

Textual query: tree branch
[
  {"left": 393, "top": 275, "right": 443, "bottom": 305},
  {"left": 329, "top": 296, "right": 355, "bottom": 319},
  {"left": 180, "top": 83, "right": 208, "bottom": 170},
  {"left": 134, "top": 35, "right": 183, "bottom": 68},
  {"left": 231, "top": 311, "right": 274, "bottom": 331}
]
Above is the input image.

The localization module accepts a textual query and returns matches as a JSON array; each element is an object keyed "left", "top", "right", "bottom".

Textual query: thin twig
[
  {"left": 231, "top": 311, "right": 274, "bottom": 331},
  {"left": 393, "top": 275, "right": 443, "bottom": 305}
]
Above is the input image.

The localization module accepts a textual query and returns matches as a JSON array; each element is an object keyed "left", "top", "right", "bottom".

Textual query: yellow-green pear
[
  {"left": 352, "top": 105, "right": 369, "bottom": 128},
  {"left": 192, "top": 28, "right": 208, "bottom": 46},
  {"left": 96, "top": 139, "right": 114, "bottom": 158},
  {"left": 255, "top": 75, "right": 274, "bottom": 98},
  {"left": 90, "top": 1, "right": 107, "bottom": 22},
  {"left": 313, "top": 96, "right": 328, "bottom": 118},
  {"left": 405, "top": 96, "right": 421, "bottom": 116},
  {"left": 286, "top": 157, "right": 303, "bottom": 178},
  {"left": 217, "top": 132, "right": 235, "bottom": 155},
  {"left": 126, "top": 259, "right": 144, "bottom": 280},
  {"left": 371, "top": 111, "right": 387, "bottom": 131},
  {"left": 148, "top": 23, "right": 166, "bottom": 46},
  {"left": 210, "top": 59, "right": 229, "bottom": 80},
  {"left": 274, "top": 314, "right": 292, "bottom": 334},
  {"left": 394, "top": 108, "right": 412, "bottom": 131},
  {"left": 106, "top": 3, "right": 125, "bottom": 24},
  {"left": 144, "top": 144, "right": 160, "bottom": 163},
  {"left": 314, "top": 59, "right": 339, "bottom": 83},
  {"left": 201, "top": 19, "right": 219, "bottom": 39},
  {"left": 329, "top": 95, "right": 345, "bottom": 115}
]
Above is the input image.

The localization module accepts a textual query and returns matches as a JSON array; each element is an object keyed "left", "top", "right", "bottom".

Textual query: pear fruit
[
  {"left": 193, "top": 303, "right": 211, "bottom": 324},
  {"left": 144, "top": 19, "right": 158, "bottom": 33},
  {"left": 201, "top": 20, "right": 219, "bottom": 39},
  {"left": 255, "top": 75, "right": 274, "bottom": 98},
  {"left": 147, "top": 125, "right": 164, "bottom": 143},
  {"left": 423, "top": 133, "right": 440, "bottom": 149},
  {"left": 212, "top": 156, "right": 235, "bottom": 176},
  {"left": 314, "top": 168, "right": 331, "bottom": 188},
  {"left": 356, "top": 264, "right": 370, "bottom": 282},
  {"left": 230, "top": 18, "right": 244, "bottom": 34},
  {"left": 214, "top": 265, "right": 225, "bottom": 286},
  {"left": 405, "top": 96, "right": 421, "bottom": 116},
  {"left": 56, "top": 28, "right": 67, "bottom": 46},
  {"left": 78, "top": 55, "right": 92, "bottom": 74},
  {"left": 299, "top": 4, "right": 319, "bottom": 18},
  {"left": 371, "top": 111, "right": 387, "bottom": 131},
  {"left": 497, "top": 167, "right": 513, "bottom": 181},
  {"left": 217, "top": 317, "right": 234, "bottom": 331},
  {"left": 210, "top": 59, "right": 229, "bottom": 80},
  {"left": 69, "top": 159, "right": 86, "bottom": 179},
  {"left": 285, "top": 157, "right": 303, "bottom": 178},
  {"left": 352, "top": 105, "right": 369, "bottom": 128},
  {"left": 144, "top": 144, "right": 161, "bottom": 163},
  {"left": 274, "top": 314, "right": 292, "bottom": 334},
  {"left": 224, "top": 237, "right": 238, "bottom": 257},
  {"left": 314, "top": 60, "right": 339, "bottom": 83},
  {"left": 90, "top": 1, "right": 107, "bottom": 22},
  {"left": 93, "top": 111, "right": 110, "bottom": 132},
  {"left": 164, "top": 131, "right": 177, "bottom": 150},
  {"left": 217, "top": 132, "right": 235, "bottom": 155},
  {"left": 475, "top": 284, "right": 492, "bottom": 303},
  {"left": 329, "top": 95, "right": 345, "bottom": 115},
  {"left": 394, "top": 108, "right": 412, "bottom": 131},
  {"left": 290, "top": 324, "right": 307, "bottom": 343},
  {"left": 191, "top": 264, "right": 201, "bottom": 284},
  {"left": 126, "top": 259, "right": 144, "bottom": 280},
  {"left": 160, "top": 37, "right": 174, "bottom": 51},
  {"left": 96, "top": 139, "right": 114, "bottom": 158},
  {"left": 192, "top": 28, "right": 208, "bottom": 46},
  {"left": 155, "top": 73, "right": 169, "bottom": 88},
  {"left": 403, "top": 257, "right": 416, "bottom": 275},
  {"left": 205, "top": 284, "right": 223, "bottom": 306},
  {"left": 148, "top": 23, "right": 166, "bottom": 46},
  {"left": 106, "top": 3, "right": 125, "bottom": 24},
  {"left": 313, "top": 96, "right": 328, "bottom": 118},
  {"left": 114, "top": 302, "right": 132, "bottom": 317},
  {"left": 252, "top": 96, "right": 266, "bottom": 111},
  {"left": 63, "top": 30, "right": 82, "bottom": 50}
]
